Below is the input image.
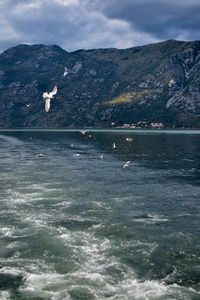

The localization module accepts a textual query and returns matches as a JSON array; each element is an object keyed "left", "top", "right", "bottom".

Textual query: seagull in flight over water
[
  {"left": 34, "top": 154, "right": 45, "bottom": 159},
  {"left": 42, "top": 85, "right": 57, "bottom": 112},
  {"left": 112, "top": 142, "right": 116, "bottom": 148},
  {"left": 77, "top": 130, "right": 88, "bottom": 135},
  {"left": 104, "top": 119, "right": 123, "bottom": 126},
  {"left": 123, "top": 161, "right": 131, "bottom": 168},
  {"left": 84, "top": 134, "right": 96, "bottom": 140}
]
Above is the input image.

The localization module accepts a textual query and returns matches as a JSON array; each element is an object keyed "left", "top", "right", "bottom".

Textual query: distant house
[
  {"left": 151, "top": 122, "right": 164, "bottom": 128},
  {"left": 123, "top": 123, "right": 131, "bottom": 128}
]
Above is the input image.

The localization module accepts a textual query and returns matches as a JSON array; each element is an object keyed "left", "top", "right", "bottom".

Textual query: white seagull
[
  {"left": 63, "top": 67, "right": 68, "bottom": 76},
  {"left": 126, "top": 138, "right": 134, "bottom": 142},
  {"left": 112, "top": 142, "right": 116, "bottom": 148},
  {"left": 23, "top": 103, "right": 32, "bottom": 107},
  {"left": 42, "top": 85, "right": 57, "bottom": 112},
  {"left": 34, "top": 154, "right": 45, "bottom": 159},
  {"left": 168, "top": 79, "right": 176, "bottom": 88},
  {"left": 78, "top": 130, "right": 88, "bottom": 135},
  {"left": 123, "top": 161, "right": 131, "bottom": 168}
]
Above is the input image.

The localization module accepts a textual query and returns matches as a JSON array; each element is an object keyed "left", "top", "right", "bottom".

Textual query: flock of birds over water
[
  {"left": 30, "top": 66, "right": 133, "bottom": 168},
  {"left": 31, "top": 66, "right": 175, "bottom": 168},
  {"left": 34, "top": 127, "right": 133, "bottom": 168}
]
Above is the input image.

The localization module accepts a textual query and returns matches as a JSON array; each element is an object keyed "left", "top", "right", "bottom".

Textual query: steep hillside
[{"left": 1, "top": 40, "right": 200, "bottom": 128}]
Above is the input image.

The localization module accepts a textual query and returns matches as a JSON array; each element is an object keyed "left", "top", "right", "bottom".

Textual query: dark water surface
[{"left": 0, "top": 129, "right": 200, "bottom": 299}]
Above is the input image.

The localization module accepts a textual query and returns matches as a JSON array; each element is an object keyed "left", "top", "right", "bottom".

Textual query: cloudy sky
[{"left": 0, "top": 0, "right": 200, "bottom": 54}]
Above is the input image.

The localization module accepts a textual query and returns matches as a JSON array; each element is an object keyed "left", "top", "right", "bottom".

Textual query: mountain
[{"left": 1, "top": 39, "right": 200, "bottom": 128}]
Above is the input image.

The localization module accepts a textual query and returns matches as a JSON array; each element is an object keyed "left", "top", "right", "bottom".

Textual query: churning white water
[{"left": 0, "top": 130, "right": 200, "bottom": 299}]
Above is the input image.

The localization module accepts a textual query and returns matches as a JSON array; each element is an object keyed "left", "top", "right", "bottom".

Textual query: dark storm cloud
[
  {"left": 0, "top": 0, "right": 200, "bottom": 54},
  {"left": 96, "top": 0, "right": 200, "bottom": 40}
]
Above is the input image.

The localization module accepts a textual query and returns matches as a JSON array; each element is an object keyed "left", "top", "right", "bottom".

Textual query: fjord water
[{"left": 0, "top": 129, "right": 200, "bottom": 300}]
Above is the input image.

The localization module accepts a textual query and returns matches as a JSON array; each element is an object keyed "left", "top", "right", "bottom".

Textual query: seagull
[
  {"left": 78, "top": 130, "right": 88, "bottom": 135},
  {"left": 42, "top": 85, "right": 57, "bottom": 112},
  {"left": 100, "top": 154, "right": 103, "bottom": 159},
  {"left": 84, "top": 135, "right": 96, "bottom": 139},
  {"left": 73, "top": 154, "right": 80, "bottom": 157},
  {"left": 104, "top": 119, "right": 123, "bottom": 126},
  {"left": 126, "top": 138, "right": 134, "bottom": 142},
  {"left": 123, "top": 161, "right": 131, "bottom": 168},
  {"left": 23, "top": 103, "right": 32, "bottom": 107},
  {"left": 112, "top": 142, "right": 116, "bottom": 148},
  {"left": 63, "top": 67, "right": 68, "bottom": 76},
  {"left": 168, "top": 79, "right": 176, "bottom": 88},
  {"left": 34, "top": 154, "right": 45, "bottom": 159}
]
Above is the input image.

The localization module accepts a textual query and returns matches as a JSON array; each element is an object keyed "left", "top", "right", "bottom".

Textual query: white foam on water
[
  {"left": 1, "top": 216, "right": 199, "bottom": 300},
  {"left": 1, "top": 226, "right": 15, "bottom": 238},
  {"left": 15, "top": 268, "right": 200, "bottom": 300},
  {"left": 0, "top": 291, "right": 11, "bottom": 300}
]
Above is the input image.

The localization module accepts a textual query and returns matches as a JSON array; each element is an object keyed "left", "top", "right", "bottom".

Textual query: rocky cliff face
[{"left": 1, "top": 39, "right": 200, "bottom": 128}]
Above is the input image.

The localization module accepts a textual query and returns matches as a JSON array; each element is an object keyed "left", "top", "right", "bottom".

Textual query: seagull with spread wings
[
  {"left": 84, "top": 134, "right": 96, "bottom": 140},
  {"left": 34, "top": 154, "right": 46, "bottom": 159},
  {"left": 123, "top": 161, "right": 131, "bottom": 168},
  {"left": 78, "top": 130, "right": 88, "bottom": 135},
  {"left": 42, "top": 85, "right": 57, "bottom": 112},
  {"left": 104, "top": 119, "right": 123, "bottom": 126}
]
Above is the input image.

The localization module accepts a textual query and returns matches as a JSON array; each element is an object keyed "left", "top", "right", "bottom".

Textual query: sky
[{"left": 0, "top": 0, "right": 200, "bottom": 54}]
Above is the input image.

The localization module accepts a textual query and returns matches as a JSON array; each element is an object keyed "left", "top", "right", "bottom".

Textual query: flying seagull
[
  {"left": 34, "top": 154, "right": 45, "bottom": 159},
  {"left": 168, "top": 79, "right": 176, "bottom": 88},
  {"left": 42, "top": 85, "right": 57, "bottom": 112},
  {"left": 104, "top": 119, "right": 123, "bottom": 126},
  {"left": 84, "top": 135, "right": 96, "bottom": 140},
  {"left": 63, "top": 67, "right": 68, "bottom": 76},
  {"left": 78, "top": 130, "right": 88, "bottom": 135},
  {"left": 123, "top": 161, "right": 131, "bottom": 168},
  {"left": 23, "top": 103, "right": 32, "bottom": 107}
]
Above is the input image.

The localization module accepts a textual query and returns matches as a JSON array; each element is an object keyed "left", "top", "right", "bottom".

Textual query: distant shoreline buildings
[{"left": 118, "top": 121, "right": 164, "bottom": 129}]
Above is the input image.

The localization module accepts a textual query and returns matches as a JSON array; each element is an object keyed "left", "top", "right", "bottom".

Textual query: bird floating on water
[
  {"left": 123, "top": 161, "right": 131, "bottom": 168},
  {"left": 63, "top": 67, "right": 68, "bottom": 76},
  {"left": 126, "top": 138, "right": 134, "bottom": 142},
  {"left": 104, "top": 119, "right": 123, "bottom": 126},
  {"left": 42, "top": 85, "right": 57, "bottom": 112}
]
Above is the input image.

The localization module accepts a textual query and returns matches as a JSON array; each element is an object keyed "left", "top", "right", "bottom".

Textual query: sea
[{"left": 0, "top": 129, "right": 199, "bottom": 300}]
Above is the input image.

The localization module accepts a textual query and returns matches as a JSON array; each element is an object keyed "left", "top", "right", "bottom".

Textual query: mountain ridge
[{"left": 1, "top": 39, "right": 200, "bottom": 128}]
